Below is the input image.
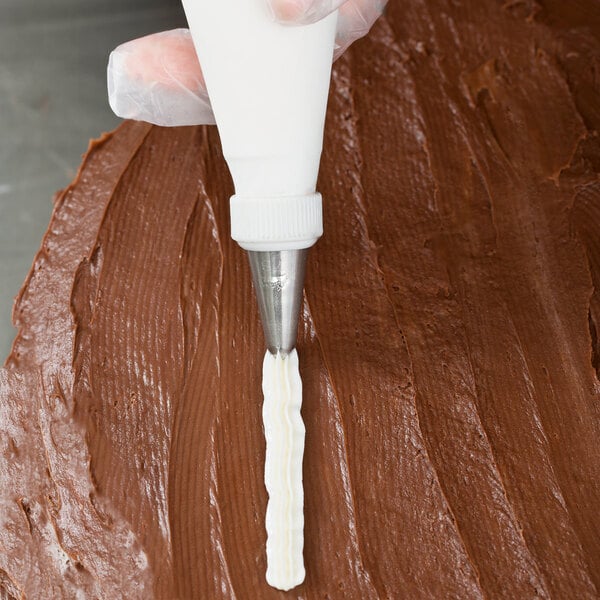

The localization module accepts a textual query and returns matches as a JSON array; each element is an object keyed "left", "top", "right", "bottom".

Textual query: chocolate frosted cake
[{"left": 2, "top": 1, "right": 600, "bottom": 597}]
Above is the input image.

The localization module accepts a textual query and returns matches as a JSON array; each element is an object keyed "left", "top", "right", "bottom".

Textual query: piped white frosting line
[{"left": 262, "top": 349, "right": 305, "bottom": 591}]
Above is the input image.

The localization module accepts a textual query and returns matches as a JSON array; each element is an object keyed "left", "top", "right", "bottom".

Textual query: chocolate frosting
[{"left": 2, "top": 1, "right": 600, "bottom": 597}]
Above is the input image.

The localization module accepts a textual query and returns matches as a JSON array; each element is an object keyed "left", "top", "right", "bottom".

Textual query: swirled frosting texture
[{"left": 2, "top": 0, "right": 600, "bottom": 597}]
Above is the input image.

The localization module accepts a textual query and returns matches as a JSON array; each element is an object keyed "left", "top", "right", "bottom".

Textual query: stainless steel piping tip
[{"left": 247, "top": 249, "right": 308, "bottom": 355}]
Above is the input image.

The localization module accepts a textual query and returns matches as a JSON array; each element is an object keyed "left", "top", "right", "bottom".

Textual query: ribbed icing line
[
  {"left": 262, "top": 349, "right": 305, "bottom": 591},
  {"left": 230, "top": 193, "right": 323, "bottom": 250}
]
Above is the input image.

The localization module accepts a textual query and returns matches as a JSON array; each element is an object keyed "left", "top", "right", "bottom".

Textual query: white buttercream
[{"left": 262, "top": 349, "right": 305, "bottom": 591}]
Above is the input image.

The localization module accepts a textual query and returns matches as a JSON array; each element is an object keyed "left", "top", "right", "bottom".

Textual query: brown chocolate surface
[{"left": 2, "top": 1, "right": 600, "bottom": 597}]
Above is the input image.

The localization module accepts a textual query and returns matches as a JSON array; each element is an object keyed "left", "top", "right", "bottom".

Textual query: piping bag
[{"left": 180, "top": 0, "right": 337, "bottom": 591}]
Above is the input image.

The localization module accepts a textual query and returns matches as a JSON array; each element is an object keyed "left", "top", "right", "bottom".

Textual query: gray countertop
[{"left": 0, "top": 0, "right": 186, "bottom": 359}]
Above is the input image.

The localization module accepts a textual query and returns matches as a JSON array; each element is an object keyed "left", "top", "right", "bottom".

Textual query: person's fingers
[
  {"left": 333, "top": 0, "right": 387, "bottom": 60},
  {"left": 267, "top": 0, "right": 387, "bottom": 59},
  {"left": 266, "top": 0, "right": 346, "bottom": 24},
  {"left": 107, "top": 29, "right": 215, "bottom": 127}
]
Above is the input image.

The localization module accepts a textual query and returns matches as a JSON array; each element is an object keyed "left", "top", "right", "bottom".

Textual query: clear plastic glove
[{"left": 107, "top": 0, "right": 387, "bottom": 127}]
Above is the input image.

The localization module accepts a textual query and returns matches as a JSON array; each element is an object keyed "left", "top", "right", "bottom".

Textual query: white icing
[{"left": 262, "top": 349, "right": 305, "bottom": 591}]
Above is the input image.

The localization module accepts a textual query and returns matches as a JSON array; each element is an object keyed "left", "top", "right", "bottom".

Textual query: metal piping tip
[{"left": 247, "top": 249, "right": 308, "bottom": 356}]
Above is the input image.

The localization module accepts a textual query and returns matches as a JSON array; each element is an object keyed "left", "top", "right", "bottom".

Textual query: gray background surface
[{"left": 0, "top": 0, "right": 185, "bottom": 360}]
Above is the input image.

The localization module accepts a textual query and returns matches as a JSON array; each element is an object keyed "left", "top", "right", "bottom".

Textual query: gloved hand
[{"left": 107, "top": 0, "right": 387, "bottom": 126}]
